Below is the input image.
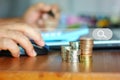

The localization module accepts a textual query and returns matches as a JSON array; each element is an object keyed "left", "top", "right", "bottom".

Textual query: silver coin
[{"left": 69, "top": 41, "right": 80, "bottom": 50}]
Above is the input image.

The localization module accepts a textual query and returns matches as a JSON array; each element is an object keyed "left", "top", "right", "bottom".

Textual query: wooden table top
[{"left": 0, "top": 49, "right": 120, "bottom": 80}]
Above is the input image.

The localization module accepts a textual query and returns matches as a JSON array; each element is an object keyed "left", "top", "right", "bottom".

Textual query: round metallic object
[
  {"left": 80, "top": 60, "right": 92, "bottom": 72},
  {"left": 80, "top": 37, "right": 94, "bottom": 56},
  {"left": 67, "top": 63, "right": 80, "bottom": 72},
  {"left": 80, "top": 37, "right": 93, "bottom": 41},
  {"left": 66, "top": 49, "right": 80, "bottom": 63},
  {"left": 66, "top": 49, "right": 80, "bottom": 58},
  {"left": 80, "top": 49, "right": 92, "bottom": 55},
  {"left": 69, "top": 41, "right": 80, "bottom": 50},
  {"left": 61, "top": 46, "right": 71, "bottom": 61},
  {"left": 80, "top": 38, "right": 93, "bottom": 45},
  {"left": 67, "top": 57, "right": 80, "bottom": 63},
  {"left": 80, "top": 55, "right": 92, "bottom": 63}
]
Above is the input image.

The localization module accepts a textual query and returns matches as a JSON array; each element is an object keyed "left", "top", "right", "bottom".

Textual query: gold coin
[
  {"left": 80, "top": 55, "right": 92, "bottom": 63},
  {"left": 80, "top": 37, "right": 93, "bottom": 41}
]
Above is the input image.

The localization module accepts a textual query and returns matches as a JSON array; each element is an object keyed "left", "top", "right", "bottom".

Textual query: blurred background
[
  {"left": 0, "top": 0, "right": 120, "bottom": 47},
  {"left": 0, "top": 0, "right": 120, "bottom": 28}
]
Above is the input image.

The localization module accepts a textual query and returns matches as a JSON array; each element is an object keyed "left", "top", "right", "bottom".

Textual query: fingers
[
  {"left": 23, "top": 5, "right": 40, "bottom": 24},
  {"left": 51, "top": 4, "right": 60, "bottom": 20},
  {"left": 34, "top": 3, "right": 51, "bottom": 12},
  {"left": 26, "top": 11, "right": 40, "bottom": 24},
  {"left": 0, "top": 38, "right": 20, "bottom": 57},
  {"left": 26, "top": 3, "right": 51, "bottom": 16},
  {"left": 32, "top": 3, "right": 60, "bottom": 20},
  {"left": 38, "top": 4, "right": 60, "bottom": 20},
  {"left": 0, "top": 30, "right": 37, "bottom": 57},
  {"left": 23, "top": 3, "right": 60, "bottom": 30},
  {"left": 38, "top": 19, "right": 45, "bottom": 27},
  {"left": 1, "top": 23, "right": 45, "bottom": 47}
]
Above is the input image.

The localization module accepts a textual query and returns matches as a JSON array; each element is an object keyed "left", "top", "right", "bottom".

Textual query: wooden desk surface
[{"left": 0, "top": 50, "right": 120, "bottom": 80}]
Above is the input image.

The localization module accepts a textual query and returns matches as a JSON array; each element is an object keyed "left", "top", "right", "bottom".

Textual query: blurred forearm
[{"left": 0, "top": 17, "right": 23, "bottom": 25}]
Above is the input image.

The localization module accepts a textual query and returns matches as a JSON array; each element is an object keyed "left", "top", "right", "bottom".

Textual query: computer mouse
[
  {"left": 20, "top": 40, "right": 49, "bottom": 55},
  {"left": 0, "top": 40, "right": 49, "bottom": 56},
  {"left": 19, "top": 44, "right": 49, "bottom": 55}
]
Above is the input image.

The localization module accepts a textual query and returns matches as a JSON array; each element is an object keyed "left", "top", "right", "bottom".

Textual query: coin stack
[
  {"left": 66, "top": 49, "right": 80, "bottom": 63},
  {"left": 61, "top": 41, "right": 80, "bottom": 63},
  {"left": 80, "top": 38, "right": 93, "bottom": 63},
  {"left": 61, "top": 46, "right": 71, "bottom": 61},
  {"left": 61, "top": 38, "right": 94, "bottom": 63},
  {"left": 67, "top": 41, "right": 80, "bottom": 63},
  {"left": 69, "top": 41, "right": 80, "bottom": 50},
  {"left": 80, "top": 61, "right": 92, "bottom": 72}
]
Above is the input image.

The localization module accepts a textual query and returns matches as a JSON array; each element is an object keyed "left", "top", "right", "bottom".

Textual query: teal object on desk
[{"left": 41, "top": 25, "right": 89, "bottom": 46}]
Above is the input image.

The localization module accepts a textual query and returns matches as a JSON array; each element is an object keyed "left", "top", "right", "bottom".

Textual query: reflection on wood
[{"left": 0, "top": 50, "right": 120, "bottom": 80}]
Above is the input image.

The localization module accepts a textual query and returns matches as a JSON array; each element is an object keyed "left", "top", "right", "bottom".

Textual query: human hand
[
  {"left": 0, "top": 23, "right": 44, "bottom": 57},
  {"left": 23, "top": 3, "right": 60, "bottom": 31}
]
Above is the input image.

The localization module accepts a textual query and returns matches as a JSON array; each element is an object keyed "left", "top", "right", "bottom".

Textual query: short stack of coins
[
  {"left": 61, "top": 46, "right": 71, "bottom": 61},
  {"left": 80, "top": 38, "right": 93, "bottom": 63}
]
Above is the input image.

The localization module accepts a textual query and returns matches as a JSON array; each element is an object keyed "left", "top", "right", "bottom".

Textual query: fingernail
[
  {"left": 41, "top": 40, "right": 45, "bottom": 46},
  {"left": 14, "top": 53, "right": 20, "bottom": 58},
  {"left": 32, "top": 50, "right": 37, "bottom": 57}
]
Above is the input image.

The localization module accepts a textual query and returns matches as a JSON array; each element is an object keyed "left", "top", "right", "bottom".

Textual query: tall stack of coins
[
  {"left": 80, "top": 61, "right": 92, "bottom": 72},
  {"left": 80, "top": 38, "right": 93, "bottom": 63}
]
